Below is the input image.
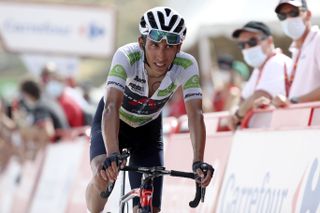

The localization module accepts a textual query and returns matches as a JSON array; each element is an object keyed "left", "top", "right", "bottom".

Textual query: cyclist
[{"left": 86, "top": 6, "right": 214, "bottom": 213}]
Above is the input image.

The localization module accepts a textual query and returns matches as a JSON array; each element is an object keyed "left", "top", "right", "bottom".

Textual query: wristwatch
[{"left": 289, "top": 97, "right": 299, "bottom": 104}]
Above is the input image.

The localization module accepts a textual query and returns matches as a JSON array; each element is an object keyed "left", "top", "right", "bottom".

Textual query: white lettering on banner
[
  {"left": 0, "top": 2, "right": 115, "bottom": 57},
  {"left": 220, "top": 173, "right": 288, "bottom": 213},
  {"left": 216, "top": 129, "right": 320, "bottom": 213}
]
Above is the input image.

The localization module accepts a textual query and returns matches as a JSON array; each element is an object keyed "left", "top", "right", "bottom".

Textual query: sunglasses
[
  {"left": 277, "top": 8, "right": 305, "bottom": 21},
  {"left": 237, "top": 36, "right": 267, "bottom": 50},
  {"left": 148, "top": 29, "right": 182, "bottom": 45}
]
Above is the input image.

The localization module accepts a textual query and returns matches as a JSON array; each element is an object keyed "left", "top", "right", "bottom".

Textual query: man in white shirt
[
  {"left": 273, "top": 0, "right": 320, "bottom": 106},
  {"left": 229, "top": 21, "right": 292, "bottom": 127}
]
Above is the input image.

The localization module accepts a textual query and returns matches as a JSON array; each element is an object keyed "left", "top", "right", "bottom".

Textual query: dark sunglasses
[
  {"left": 277, "top": 8, "right": 305, "bottom": 21},
  {"left": 237, "top": 36, "right": 267, "bottom": 50},
  {"left": 148, "top": 29, "right": 182, "bottom": 45}
]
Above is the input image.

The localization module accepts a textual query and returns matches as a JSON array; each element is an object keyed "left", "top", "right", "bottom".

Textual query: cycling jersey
[{"left": 106, "top": 42, "right": 202, "bottom": 127}]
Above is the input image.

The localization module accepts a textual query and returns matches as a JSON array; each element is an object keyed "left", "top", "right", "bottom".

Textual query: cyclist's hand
[
  {"left": 192, "top": 161, "right": 214, "bottom": 187},
  {"left": 102, "top": 152, "right": 125, "bottom": 182},
  {"left": 95, "top": 164, "right": 110, "bottom": 191}
]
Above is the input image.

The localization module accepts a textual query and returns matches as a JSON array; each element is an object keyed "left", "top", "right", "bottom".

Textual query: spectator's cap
[
  {"left": 232, "top": 21, "right": 271, "bottom": 39},
  {"left": 275, "top": 0, "right": 308, "bottom": 13}
]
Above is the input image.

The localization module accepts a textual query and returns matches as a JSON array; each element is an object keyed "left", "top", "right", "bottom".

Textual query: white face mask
[
  {"left": 242, "top": 45, "right": 267, "bottom": 68},
  {"left": 281, "top": 17, "right": 306, "bottom": 40},
  {"left": 45, "top": 80, "right": 64, "bottom": 98}
]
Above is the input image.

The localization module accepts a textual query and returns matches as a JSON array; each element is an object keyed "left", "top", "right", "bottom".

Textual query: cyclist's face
[{"left": 143, "top": 37, "right": 181, "bottom": 74}]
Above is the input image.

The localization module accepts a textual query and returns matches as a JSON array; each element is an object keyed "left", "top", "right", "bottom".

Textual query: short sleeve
[
  {"left": 176, "top": 56, "right": 203, "bottom": 102},
  {"left": 106, "top": 49, "right": 131, "bottom": 92}
]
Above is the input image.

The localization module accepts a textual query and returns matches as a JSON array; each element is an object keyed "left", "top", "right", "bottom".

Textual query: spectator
[
  {"left": 273, "top": 0, "right": 320, "bottom": 106},
  {"left": 43, "top": 72, "right": 85, "bottom": 127},
  {"left": 11, "top": 79, "right": 68, "bottom": 158},
  {"left": 212, "top": 55, "right": 244, "bottom": 112},
  {"left": 229, "top": 21, "right": 292, "bottom": 128},
  {"left": 41, "top": 63, "right": 93, "bottom": 125}
]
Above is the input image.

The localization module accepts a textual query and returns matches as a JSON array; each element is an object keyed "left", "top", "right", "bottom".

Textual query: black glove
[
  {"left": 103, "top": 152, "right": 121, "bottom": 170},
  {"left": 192, "top": 161, "right": 214, "bottom": 177}
]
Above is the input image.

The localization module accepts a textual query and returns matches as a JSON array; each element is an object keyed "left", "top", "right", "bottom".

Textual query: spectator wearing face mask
[
  {"left": 41, "top": 63, "right": 93, "bottom": 126},
  {"left": 44, "top": 72, "right": 85, "bottom": 127},
  {"left": 273, "top": 0, "right": 320, "bottom": 106},
  {"left": 229, "top": 21, "right": 292, "bottom": 128}
]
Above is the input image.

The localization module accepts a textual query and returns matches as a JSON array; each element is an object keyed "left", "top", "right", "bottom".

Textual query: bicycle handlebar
[
  {"left": 121, "top": 165, "right": 205, "bottom": 208},
  {"left": 101, "top": 151, "right": 206, "bottom": 208}
]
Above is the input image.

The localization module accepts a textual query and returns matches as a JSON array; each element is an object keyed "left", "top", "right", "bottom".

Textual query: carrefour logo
[
  {"left": 219, "top": 172, "right": 288, "bottom": 213},
  {"left": 293, "top": 158, "right": 320, "bottom": 213},
  {"left": 78, "top": 22, "right": 105, "bottom": 39}
]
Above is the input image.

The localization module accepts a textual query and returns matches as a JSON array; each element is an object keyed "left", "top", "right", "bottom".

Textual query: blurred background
[
  {"left": 0, "top": 1, "right": 320, "bottom": 212},
  {"left": 0, "top": 0, "right": 319, "bottom": 113}
]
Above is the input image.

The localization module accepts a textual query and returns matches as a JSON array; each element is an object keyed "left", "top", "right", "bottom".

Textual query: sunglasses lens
[
  {"left": 289, "top": 10, "right": 300, "bottom": 18},
  {"left": 237, "top": 38, "right": 259, "bottom": 49},
  {"left": 247, "top": 38, "right": 258, "bottom": 47},
  {"left": 149, "top": 29, "right": 163, "bottom": 42},
  {"left": 277, "top": 13, "right": 287, "bottom": 21},
  {"left": 166, "top": 33, "right": 181, "bottom": 45},
  {"left": 148, "top": 29, "right": 181, "bottom": 45},
  {"left": 277, "top": 9, "right": 300, "bottom": 21}
]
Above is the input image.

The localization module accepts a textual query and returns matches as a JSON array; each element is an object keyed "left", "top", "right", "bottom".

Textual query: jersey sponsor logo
[
  {"left": 128, "top": 82, "right": 143, "bottom": 92},
  {"left": 157, "top": 82, "right": 177, "bottom": 97},
  {"left": 128, "top": 52, "right": 141, "bottom": 65},
  {"left": 173, "top": 57, "right": 193, "bottom": 69},
  {"left": 109, "top": 64, "right": 127, "bottom": 80},
  {"left": 119, "top": 108, "right": 153, "bottom": 124},
  {"left": 134, "top": 76, "right": 146, "bottom": 83},
  {"left": 107, "top": 81, "right": 125, "bottom": 90},
  {"left": 183, "top": 75, "right": 200, "bottom": 90},
  {"left": 184, "top": 92, "right": 202, "bottom": 99},
  {"left": 122, "top": 87, "right": 170, "bottom": 115}
]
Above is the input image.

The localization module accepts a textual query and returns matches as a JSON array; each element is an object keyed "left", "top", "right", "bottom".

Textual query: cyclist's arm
[
  {"left": 185, "top": 98, "right": 205, "bottom": 163},
  {"left": 102, "top": 87, "right": 124, "bottom": 155}
]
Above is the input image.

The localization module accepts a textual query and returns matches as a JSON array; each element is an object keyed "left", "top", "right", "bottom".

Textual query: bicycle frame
[{"left": 119, "top": 172, "right": 155, "bottom": 213}]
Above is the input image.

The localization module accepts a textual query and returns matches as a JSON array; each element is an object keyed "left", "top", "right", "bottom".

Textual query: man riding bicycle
[{"left": 86, "top": 6, "right": 214, "bottom": 213}]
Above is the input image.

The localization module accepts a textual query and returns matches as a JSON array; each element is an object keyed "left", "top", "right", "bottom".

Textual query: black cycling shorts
[{"left": 90, "top": 97, "right": 164, "bottom": 208}]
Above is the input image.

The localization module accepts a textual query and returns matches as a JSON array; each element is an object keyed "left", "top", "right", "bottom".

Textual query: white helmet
[{"left": 139, "top": 7, "right": 187, "bottom": 40}]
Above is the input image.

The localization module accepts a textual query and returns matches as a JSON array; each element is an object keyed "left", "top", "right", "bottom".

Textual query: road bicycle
[{"left": 101, "top": 151, "right": 208, "bottom": 213}]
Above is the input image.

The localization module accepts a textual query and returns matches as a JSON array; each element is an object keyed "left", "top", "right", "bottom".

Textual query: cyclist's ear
[{"left": 138, "top": 35, "right": 145, "bottom": 49}]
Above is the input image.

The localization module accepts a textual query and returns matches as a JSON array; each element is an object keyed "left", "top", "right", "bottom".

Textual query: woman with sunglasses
[
  {"left": 273, "top": 0, "right": 320, "bottom": 107},
  {"left": 229, "top": 21, "right": 292, "bottom": 128},
  {"left": 86, "top": 6, "right": 214, "bottom": 213}
]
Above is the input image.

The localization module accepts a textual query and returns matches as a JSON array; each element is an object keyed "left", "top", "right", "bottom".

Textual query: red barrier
[
  {"left": 177, "top": 111, "right": 231, "bottom": 134},
  {"left": 162, "top": 132, "right": 234, "bottom": 212},
  {"left": 241, "top": 102, "right": 320, "bottom": 129}
]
